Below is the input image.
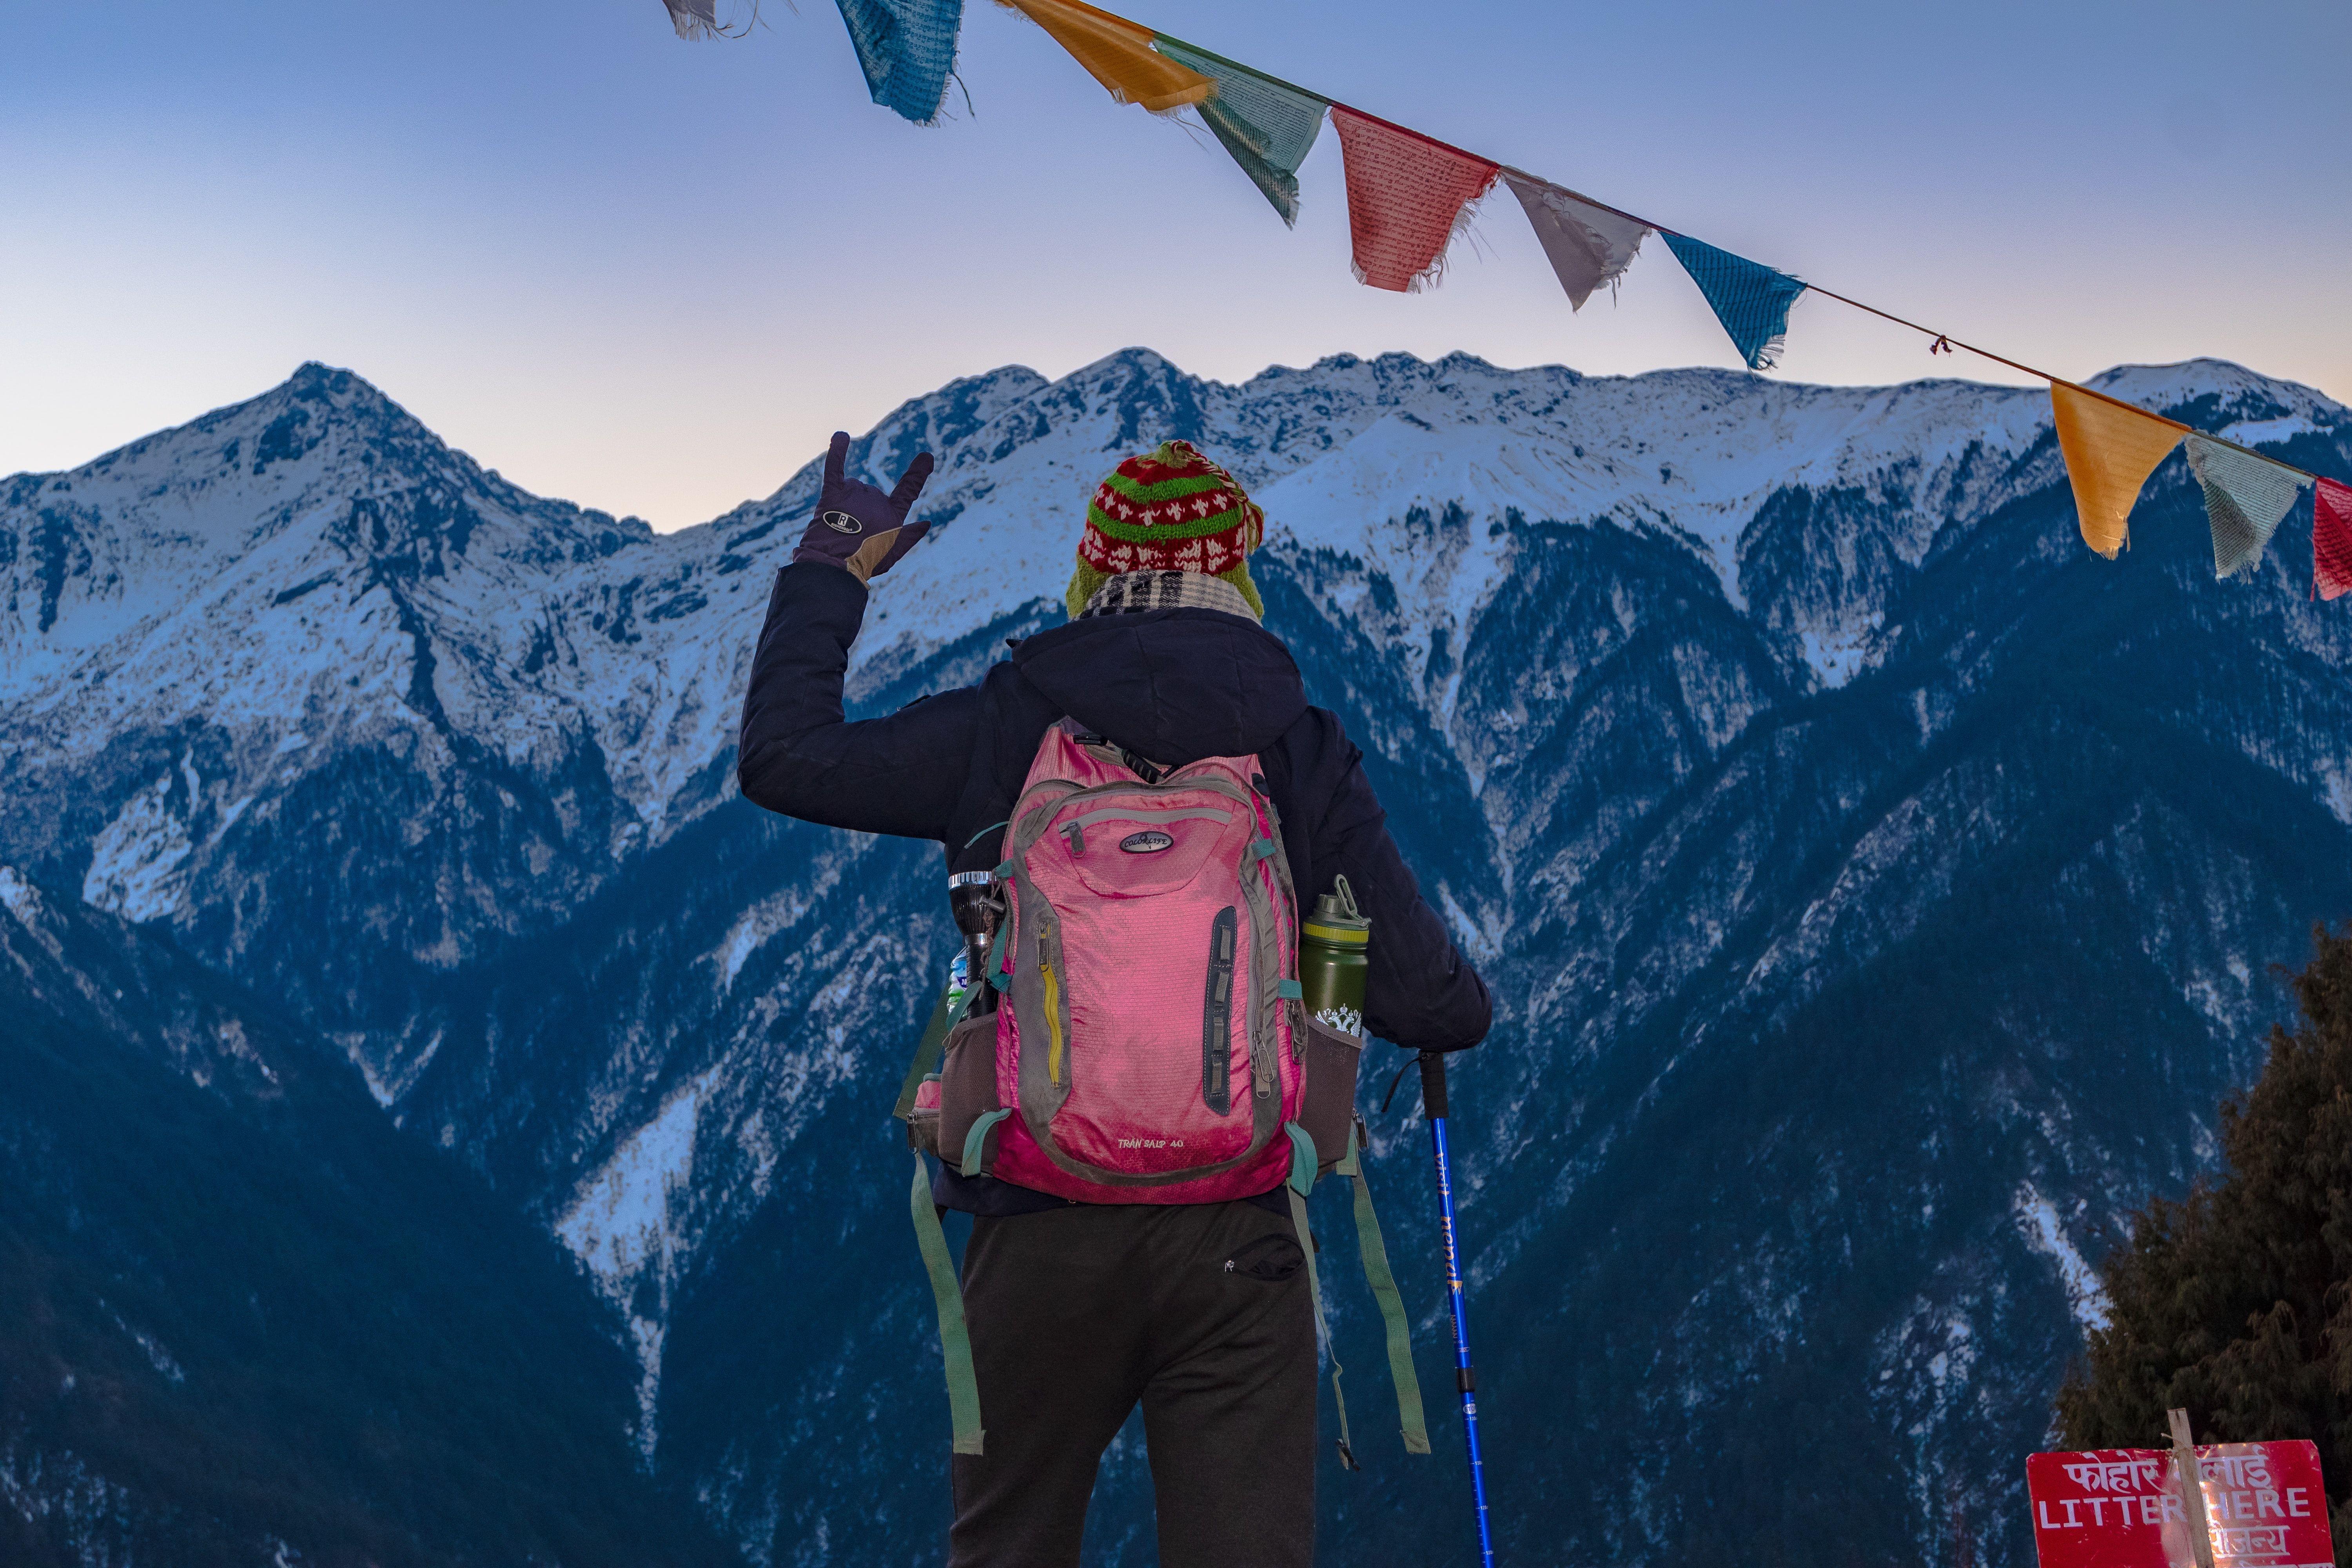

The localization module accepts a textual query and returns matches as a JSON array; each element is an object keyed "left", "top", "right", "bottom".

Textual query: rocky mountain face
[
  {"left": 3, "top": 348, "right": 2348, "bottom": 1566},
  {"left": 0, "top": 872, "right": 731, "bottom": 1567}
]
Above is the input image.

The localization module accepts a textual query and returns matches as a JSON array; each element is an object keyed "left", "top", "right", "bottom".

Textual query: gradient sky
[{"left": 7, "top": 0, "right": 2347, "bottom": 530}]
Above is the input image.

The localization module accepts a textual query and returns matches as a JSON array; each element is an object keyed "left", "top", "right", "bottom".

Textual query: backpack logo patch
[{"left": 1119, "top": 830, "right": 1174, "bottom": 854}]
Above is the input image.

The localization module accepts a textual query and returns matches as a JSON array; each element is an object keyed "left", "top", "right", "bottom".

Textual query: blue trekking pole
[{"left": 1419, "top": 1049, "right": 1496, "bottom": 1566}]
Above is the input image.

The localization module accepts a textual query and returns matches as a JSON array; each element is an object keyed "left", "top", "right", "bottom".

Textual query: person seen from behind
[{"left": 736, "top": 430, "right": 1491, "bottom": 1567}]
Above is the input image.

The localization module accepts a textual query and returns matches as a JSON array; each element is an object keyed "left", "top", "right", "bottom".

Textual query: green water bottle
[{"left": 1298, "top": 874, "right": 1370, "bottom": 1038}]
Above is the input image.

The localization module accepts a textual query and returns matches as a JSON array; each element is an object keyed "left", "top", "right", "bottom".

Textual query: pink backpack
[
  {"left": 897, "top": 720, "right": 1426, "bottom": 1462},
  {"left": 975, "top": 720, "right": 1307, "bottom": 1201}
]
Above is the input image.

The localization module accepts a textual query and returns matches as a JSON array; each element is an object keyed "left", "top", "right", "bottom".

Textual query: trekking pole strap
[
  {"left": 1339, "top": 1123, "right": 1431, "bottom": 1455},
  {"left": 909, "top": 1153, "right": 985, "bottom": 1455},
  {"left": 1285, "top": 1176, "right": 1359, "bottom": 1472}
]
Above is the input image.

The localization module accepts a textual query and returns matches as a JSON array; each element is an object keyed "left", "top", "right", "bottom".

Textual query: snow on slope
[
  {"left": 853, "top": 354, "right": 2082, "bottom": 691},
  {"left": 556, "top": 1066, "right": 722, "bottom": 1455},
  {"left": 5, "top": 351, "right": 2339, "bottom": 926},
  {"left": 9, "top": 350, "right": 2347, "bottom": 1567}
]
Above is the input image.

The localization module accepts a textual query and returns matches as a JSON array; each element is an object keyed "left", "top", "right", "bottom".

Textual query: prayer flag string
[{"left": 666, "top": 0, "right": 2349, "bottom": 592}]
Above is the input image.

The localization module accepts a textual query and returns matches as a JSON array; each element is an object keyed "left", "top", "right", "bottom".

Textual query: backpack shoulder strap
[{"left": 947, "top": 664, "right": 1054, "bottom": 875}]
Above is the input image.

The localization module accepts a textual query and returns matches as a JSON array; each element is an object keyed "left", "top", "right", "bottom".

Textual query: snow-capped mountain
[{"left": 4, "top": 348, "right": 2348, "bottom": 1566}]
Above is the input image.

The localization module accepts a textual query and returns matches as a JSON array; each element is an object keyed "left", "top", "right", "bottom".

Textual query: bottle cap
[{"left": 1302, "top": 876, "right": 1369, "bottom": 947}]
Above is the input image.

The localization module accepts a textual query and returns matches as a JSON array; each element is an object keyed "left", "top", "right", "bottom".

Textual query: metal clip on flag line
[{"left": 1417, "top": 1049, "right": 1497, "bottom": 1567}]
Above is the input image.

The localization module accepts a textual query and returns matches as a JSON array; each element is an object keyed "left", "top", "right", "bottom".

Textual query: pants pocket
[
  {"left": 1225, "top": 1232, "right": 1305, "bottom": 1282},
  {"left": 936, "top": 1014, "right": 1001, "bottom": 1171},
  {"left": 1296, "top": 1013, "right": 1363, "bottom": 1170}
]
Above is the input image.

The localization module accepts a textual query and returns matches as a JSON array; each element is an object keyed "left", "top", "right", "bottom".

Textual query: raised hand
[{"left": 791, "top": 432, "right": 935, "bottom": 584}]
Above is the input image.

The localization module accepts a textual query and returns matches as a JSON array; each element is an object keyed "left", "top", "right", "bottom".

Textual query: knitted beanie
[{"left": 1065, "top": 440, "right": 1266, "bottom": 619}]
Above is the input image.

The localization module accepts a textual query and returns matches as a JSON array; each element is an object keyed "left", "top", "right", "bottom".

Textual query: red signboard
[{"left": 2027, "top": 1443, "right": 2331, "bottom": 1568}]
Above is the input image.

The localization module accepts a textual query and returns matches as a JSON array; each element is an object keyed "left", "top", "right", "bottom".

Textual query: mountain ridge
[{"left": 5, "top": 348, "right": 2350, "bottom": 1565}]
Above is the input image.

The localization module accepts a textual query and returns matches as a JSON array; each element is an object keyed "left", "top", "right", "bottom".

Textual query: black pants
[{"left": 948, "top": 1199, "right": 1317, "bottom": 1568}]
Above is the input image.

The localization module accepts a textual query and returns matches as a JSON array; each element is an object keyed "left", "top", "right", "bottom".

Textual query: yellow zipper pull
[
  {"left": 1043, "top": 957, "right": 1065, "bottom": 1085},
  {"left": 1038, "top": 920, "right": 1066, "bottom": 1086}
]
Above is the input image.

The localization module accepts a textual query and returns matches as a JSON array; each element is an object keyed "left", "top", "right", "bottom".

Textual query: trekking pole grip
[{"left": 1419, "top": 1049, "right": 1448, "bottom": 1119}]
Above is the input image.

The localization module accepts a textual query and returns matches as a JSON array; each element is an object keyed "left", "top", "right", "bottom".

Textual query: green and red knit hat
[{"left": 1066, "top": 440, "right": 1266, "bottom": 619}]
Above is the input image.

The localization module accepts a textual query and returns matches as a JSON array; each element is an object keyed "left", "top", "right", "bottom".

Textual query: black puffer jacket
[{"left": 738, "top": 563, "right": 1492, "bottom": 1205}]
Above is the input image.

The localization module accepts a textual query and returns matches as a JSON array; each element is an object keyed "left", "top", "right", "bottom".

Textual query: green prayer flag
[
  {"left": 1152, "top": 36, "right": 1328, "bottom": 226},
  {"left": 2184, "top": 433, "right": 2307, "bottom": 580}
]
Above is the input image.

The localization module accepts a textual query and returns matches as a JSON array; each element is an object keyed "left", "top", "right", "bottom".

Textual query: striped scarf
[{"left": 1076, "top": 570, "right": 1261, "bottom": 622}]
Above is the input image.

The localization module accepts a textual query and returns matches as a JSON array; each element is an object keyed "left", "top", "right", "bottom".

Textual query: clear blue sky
[{"left": 6, "top": 0, "right": 2347, "bottom": 529}]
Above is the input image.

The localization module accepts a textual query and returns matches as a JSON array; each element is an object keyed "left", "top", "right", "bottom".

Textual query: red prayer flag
[
  {"left": 1329, "top": 106, "right": 1499, "bottom": 293},
  {"left": 2316, "top": 479, "right": 2352, "bottom": 601}
]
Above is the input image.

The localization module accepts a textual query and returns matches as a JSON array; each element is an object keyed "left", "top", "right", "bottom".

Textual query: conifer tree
[{"left": 2058, "top": 921, "right": 2352, "bottom": 1563}]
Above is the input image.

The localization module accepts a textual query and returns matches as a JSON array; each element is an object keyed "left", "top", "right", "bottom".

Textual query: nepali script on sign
[{"left": 2025, "top": 1443, "right": 2331, "bottom": 1568}]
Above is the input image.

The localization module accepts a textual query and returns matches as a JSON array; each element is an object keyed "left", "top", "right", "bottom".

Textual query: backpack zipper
[
  {"left": 1202, "top": 907, "right": 1236, "bottom": 1115},
  {"left": 1042, "top": 945, "right": 1067, "bottom": 1085}
]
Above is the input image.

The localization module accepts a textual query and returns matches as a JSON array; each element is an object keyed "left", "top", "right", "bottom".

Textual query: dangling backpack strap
[
  {"left": 1283, "top": 1123, "right": 1359, "bottom": 1472},
  {"left": 909, "top": 1153, "right": 986, "bottom": 1455},
  {"left": 1339, "top": 1117, "right": 1431, "bottom": 1455}
]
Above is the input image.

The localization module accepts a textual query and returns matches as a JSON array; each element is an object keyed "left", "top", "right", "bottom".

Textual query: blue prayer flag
[
  {"left": 835, "top": 0, "right": 964, "bottom": 125},
  {"left": 1662, "top": 232, "right": 1806, "bottom": 371}
]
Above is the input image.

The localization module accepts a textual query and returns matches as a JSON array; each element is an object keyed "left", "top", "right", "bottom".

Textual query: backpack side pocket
[
  {"left": 1296, "top": 1009, "right": 1365, "bottom": 1172},
  {"left": 908, "top": 1075, "right": 944, "bottom": 1158},
  {"left": 936, "top": 1014, "right": 1002, "bottom": 1173}
]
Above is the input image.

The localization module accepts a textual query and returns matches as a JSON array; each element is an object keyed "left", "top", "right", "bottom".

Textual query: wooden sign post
[{"left": 2169, "top": 1409, "right": 2220, "bottom": 1568}]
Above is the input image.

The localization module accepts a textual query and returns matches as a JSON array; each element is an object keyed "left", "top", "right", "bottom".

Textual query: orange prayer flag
[
  {"left": 2048, "top": 381, "right": 2187, "bottom": 559},
  {"left": 995, "top": 0, "right": 1212, "bottom": 113}
]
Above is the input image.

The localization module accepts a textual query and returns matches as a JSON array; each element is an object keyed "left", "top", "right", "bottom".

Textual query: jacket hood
[{"left": 1011, "top": 608, "right": 1307, "bottom": 767}]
